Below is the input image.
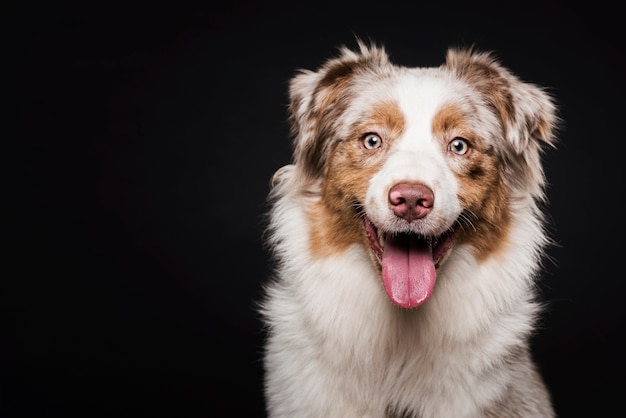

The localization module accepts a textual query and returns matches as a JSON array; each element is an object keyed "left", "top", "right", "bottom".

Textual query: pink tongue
[{"left": 382, "top": 234, "right": 436, "bottom": 308}]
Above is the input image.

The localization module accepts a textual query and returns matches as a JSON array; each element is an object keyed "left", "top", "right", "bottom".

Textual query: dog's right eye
[{"left": 362, "top": 133, "right": 382, "bottom": 150}]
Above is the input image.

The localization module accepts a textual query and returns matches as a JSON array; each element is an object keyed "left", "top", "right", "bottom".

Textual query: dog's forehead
[
  {"left": 349, "top": 68, "right": 470, "bottom": 130},
  {"left": 395, "top": 70, "right": 462, "bottom": 117}
]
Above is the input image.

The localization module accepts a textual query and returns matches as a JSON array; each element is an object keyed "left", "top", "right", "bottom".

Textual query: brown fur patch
[
  {"left": 309, "top": 101, "right": 406, "bottom": 257},
  {"left": 432, "top": 102, "right": 512, "bottom": 261},
  {"left": 432, "top": 102, "right": 475, "bottom": 146},
  {"left": 293, "top": 52, "right": 392, "bottom": 183}
]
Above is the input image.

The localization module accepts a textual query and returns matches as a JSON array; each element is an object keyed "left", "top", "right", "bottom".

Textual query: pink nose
[{"left": 388, "top": 183, "right": 434, "bottom": 221}]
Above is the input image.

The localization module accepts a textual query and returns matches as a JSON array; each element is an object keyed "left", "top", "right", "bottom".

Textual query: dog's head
[{"left": 280, "top": 41, "right": 558, "bottom": 308}]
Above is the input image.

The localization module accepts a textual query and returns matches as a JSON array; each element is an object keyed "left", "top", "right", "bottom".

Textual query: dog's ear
[
  {"left": 287, "top": 41, "right": 391, "bottom": 185},
  {"left": 445, "top": 48, "right": 560, "bottom": 198}
]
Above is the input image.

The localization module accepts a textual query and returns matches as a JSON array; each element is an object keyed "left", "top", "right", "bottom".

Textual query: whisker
[
  {"left": 456, "top": 210, "right": 478, "bottom": 233},
  {"left": 351, "top": 200, "right": 366, "bottom": 220}
]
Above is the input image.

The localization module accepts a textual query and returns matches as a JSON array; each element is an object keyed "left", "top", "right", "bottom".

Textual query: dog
[{"left": 259, "top": 40, "right": 559, "bottom": 417}]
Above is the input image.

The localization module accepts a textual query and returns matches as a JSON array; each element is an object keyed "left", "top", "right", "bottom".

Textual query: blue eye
[
  {"left": 448, "top": 138, "right": 470, "bottom": 155},
  {"left": 363, "top": 133, "right": 382, "bottom": 150}
]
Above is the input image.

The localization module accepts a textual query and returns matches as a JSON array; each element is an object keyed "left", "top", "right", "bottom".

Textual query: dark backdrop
[{"left": 5, "top": 1, "right": 625, "bottom": 416}]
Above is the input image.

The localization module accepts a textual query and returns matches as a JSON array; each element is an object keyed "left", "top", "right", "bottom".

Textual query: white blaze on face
[{"left": 365, "top": 73, "right": 462, "bottom": 236}]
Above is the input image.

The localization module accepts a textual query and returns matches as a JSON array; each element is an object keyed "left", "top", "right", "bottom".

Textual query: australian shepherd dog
[{"left": 259, "top": 40, "right": 559, "bottom": 417}]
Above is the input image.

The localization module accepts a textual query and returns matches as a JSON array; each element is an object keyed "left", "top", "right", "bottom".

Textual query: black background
[{"left": 5, "top": 1, "right": 625, "bottom": 416}]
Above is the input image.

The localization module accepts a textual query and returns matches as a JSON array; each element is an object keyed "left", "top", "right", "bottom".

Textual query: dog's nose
[{"left": 388, "top": 183, "right": 434, "bottom": 221}]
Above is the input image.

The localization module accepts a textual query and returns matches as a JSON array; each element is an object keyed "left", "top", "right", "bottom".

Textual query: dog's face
[{"left": 286, "top": 43, "right": 557, "bottom": 308}]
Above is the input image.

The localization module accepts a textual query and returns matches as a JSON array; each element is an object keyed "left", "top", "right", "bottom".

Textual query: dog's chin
[{"left": 364, "top": 217, "right": 453, "bottom": 308}]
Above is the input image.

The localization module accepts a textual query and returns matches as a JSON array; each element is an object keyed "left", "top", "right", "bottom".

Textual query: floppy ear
[
  {"left": 287, "top": 41, "right": 392, "bottom": 185},
  {"left": 445, "top": 48, "right": 560, "bottom": 198},
  {"left": 287, "top": 68, "right": 325, "bottom": 181}
]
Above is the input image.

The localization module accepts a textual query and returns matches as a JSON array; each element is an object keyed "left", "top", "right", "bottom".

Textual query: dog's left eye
[
  {"left": 448, "top": 138, "right": 470, "bottom": 155},
  {"left": 362, "top": 133, "right": 382, "bottom": 150}
]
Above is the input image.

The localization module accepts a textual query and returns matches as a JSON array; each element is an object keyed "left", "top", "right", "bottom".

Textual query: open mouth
[{"left": 364, "top": 217, "right": 453, "bottom": 309}]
